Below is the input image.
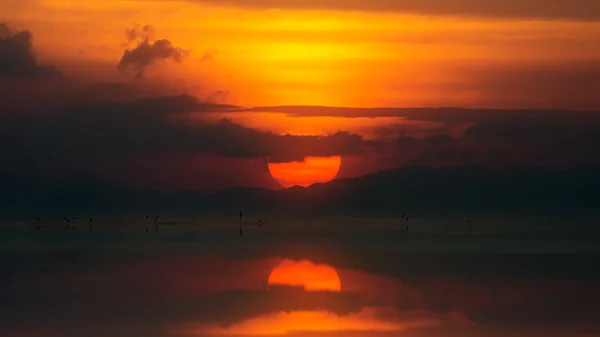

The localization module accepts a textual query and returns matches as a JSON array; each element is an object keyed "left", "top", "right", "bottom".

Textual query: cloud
[
  {"left": 0, "top": 94, "right": 367, "bottom": 189},
  {"left": 0, "top": 24, "right": 61, "bottom": 78},
  {"left": 460, "top": 118, "right": 600, "bottom": 166},
  {"left": 464, "top": 118, "right": 598, "bottom": 142},
  {"left": 366, "top": 113, "right": 600, "bottom": 168},
  {"left": 117, "top": 25, "right": 189, "bottom": 78},
  {"left": 3, "top": 90, "right": 600, "bottom": 194},
  {"left": 188, "top": 0, "right": 600, "bottom": 20},
  {"left": 423, "top": 134, "right": 454, "bottom": 146}
]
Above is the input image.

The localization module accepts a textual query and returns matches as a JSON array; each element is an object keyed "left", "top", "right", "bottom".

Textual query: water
[{"left": 1, "top": 218, "right": 599, "bottom": 337}]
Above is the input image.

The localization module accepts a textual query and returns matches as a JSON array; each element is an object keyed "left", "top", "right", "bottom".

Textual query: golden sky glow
[
  {"left": 4, "top": 0, "right": 600, "bottom": 108},
  {"left": 3, "top": 0, "right": 600, "bottom": 192},
  {"left": 201, "top": 307, "right": 444, "bottom": 335}
]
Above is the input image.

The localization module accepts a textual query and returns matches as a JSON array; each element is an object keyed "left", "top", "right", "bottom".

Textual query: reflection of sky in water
[{"left": 1, "top": 221, "right": 599, "bottom": 337}]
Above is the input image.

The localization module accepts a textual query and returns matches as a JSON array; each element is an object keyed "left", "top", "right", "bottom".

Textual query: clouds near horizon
[
  {"left": 3, "top": 91, "right": 600, "bottom": 192},
  {"left": 0, "top": 93, "right": 369, "bottom": 192}
]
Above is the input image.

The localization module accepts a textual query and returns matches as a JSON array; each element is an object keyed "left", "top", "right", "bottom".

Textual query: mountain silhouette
[{"left": 1, "top": 165, "right": 599, "bottom": 220}]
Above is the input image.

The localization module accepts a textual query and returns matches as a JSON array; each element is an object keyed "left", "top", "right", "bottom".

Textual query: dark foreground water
[{"left": 1, "top": 218, "right": 599, "bottom": 337}]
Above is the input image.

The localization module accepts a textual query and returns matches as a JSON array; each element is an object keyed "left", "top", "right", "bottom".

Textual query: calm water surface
[{"left": 1, "top": 219, "right": 599, "bottom": 337}]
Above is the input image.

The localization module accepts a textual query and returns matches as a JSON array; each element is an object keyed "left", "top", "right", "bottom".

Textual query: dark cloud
[
  {"left": 117, "top": 25, "right": 189, "bottom": 78},
  {"left": 0, "top": 94, "right": 367, "bottom": 187},
  {"left": 189, "top": 0, "right": 600, "bottom": 20},
  {"left": 3, "top": 90, "right": 600, "bottom": 195},
  {"left": 464, "top": 118, "right": 598, "bottom": 142},
  {"left": 460, "top": 118, "right": 600, "bottom": 166},
  {"left": 367, "top": 111, "right": 600, "bottom": 168},
  {"left": 424, "top": 134, "right": 454, "bottom": 146},
  {"left": 0, "top": 24, "right": 61, "bottom": 78}
]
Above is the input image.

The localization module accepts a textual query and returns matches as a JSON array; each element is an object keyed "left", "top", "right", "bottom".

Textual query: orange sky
[
  {"left": 3, "top": 0, "right": 600, "bottom": 190},
  {"left": 3, "top": 0, "right": 600, "bottom": 108}
]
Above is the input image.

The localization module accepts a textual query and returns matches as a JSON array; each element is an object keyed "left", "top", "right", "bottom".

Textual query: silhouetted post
[
  {"left": 468, "top": 219, "right": 471, "bottom": 231},
  {"left": 89, "top": 219, "right": 93, "bottom": 230},
  {"left": 398, "top": 213, "right": 404, "bottom": 235},
  {"left": 239, "top": 212, "right": 243, "bottom": 236},
  {"left": 154, "top": 216, "right": 159, "bottom": 232},
  {"left": 259, "top": 219, "right": 262, "bottom": 228}
]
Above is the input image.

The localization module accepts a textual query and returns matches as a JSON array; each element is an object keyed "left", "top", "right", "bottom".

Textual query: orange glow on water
[
  {"left": 206, "top": 308, "right": 416, "bottom": 335},
  {"left": 191, "top": 307, "right": 453, "bottom": 336},
  {"left": 267, "top": 259, "right": 342, "bottom": 292},
  {"left": 268, "top": 156, "right": 342, "bottom": 188}
]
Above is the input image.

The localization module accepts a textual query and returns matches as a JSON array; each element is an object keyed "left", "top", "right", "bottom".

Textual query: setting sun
[
  {"left": 268, "top": 156, "right": 342, "bottom": 188},
  {"left": 268, "top": 259, "right": 342, "bottom": 292}
]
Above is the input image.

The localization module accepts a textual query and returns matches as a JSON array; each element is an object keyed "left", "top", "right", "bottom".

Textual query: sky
[{"left": 2, "top": 0, "right": 600, "bottom": 192}]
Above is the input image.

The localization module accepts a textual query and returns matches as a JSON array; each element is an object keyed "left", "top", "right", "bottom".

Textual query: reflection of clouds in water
[
  {"left": 1, "top": 226, "right": 600, "bottom": 337},
  {"left": 182, "top": 307, "right": 470, "bottom": 336}
]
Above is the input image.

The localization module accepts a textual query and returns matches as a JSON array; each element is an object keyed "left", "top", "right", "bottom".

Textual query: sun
[
  {"left": 267, "top": 156, "right": 342, "bottom": 188},
  {"left": 267, "top": 259, "right": 342, "bottom": 292}
]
